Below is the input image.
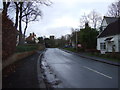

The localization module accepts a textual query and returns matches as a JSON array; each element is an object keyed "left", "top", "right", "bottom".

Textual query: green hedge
[{"left": 16, "top": 44, "right": 38, "bottom": 53}]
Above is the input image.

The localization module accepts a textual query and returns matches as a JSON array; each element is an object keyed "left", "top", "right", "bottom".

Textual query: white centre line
[{"left": 83, "top": 66, "right": 112, "bottom": 79}]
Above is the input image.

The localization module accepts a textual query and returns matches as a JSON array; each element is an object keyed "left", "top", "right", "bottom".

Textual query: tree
[
  {"left": 88, "top": 10, "right": 102, "bottom": 29},
  {"left": 21, "top": 2, "right": 42, "bottom": 43},
  {"left": 80, "top": 10, "right": 102, "bottom": 29},
  {"left": 14, "top": 2, "right": 20, "bottom": 28},
  {"left": 80, "top": 13, "right": 89, "bottom": 28},
  {"left": 57, "top": 36, "right": 67, "bottom": 47},
  {"left": 18, "top": 2, "right": 24, "bottom": 45},
  {"left": 107, "top": 0, "right": 120, "bottom": 17},
  {"left": 44, "top": 38, "right": 50, "bottom": 48},
  {"left": 3, "top": 0, "right": 52, "bottom": 45},
  {"left": 71, "top": 28, "right": 76, "bottom": 44},
  {"left": 38, "top": 37, "right": 44, "bottom": 44},
  {"left": 79, "top": 23, "right": 99, "bottom": 49},
  {"left": 3, "top": 1, "right": 10, "bottom": 15}
]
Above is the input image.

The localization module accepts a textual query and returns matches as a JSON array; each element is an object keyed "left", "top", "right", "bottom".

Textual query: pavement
[
  {"left": 62, "top": 49, "right": 120, "bottom": 66},
  {"left": 2, "top": 50, "right": 46, "bottom": 88},
  {"left": 42, "top": 48, "right": 119, "bottom": 88}
]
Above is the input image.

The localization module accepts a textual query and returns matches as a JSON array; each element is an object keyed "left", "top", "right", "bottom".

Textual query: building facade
[{"left": 97, "top": 17, "right": 120, "bottom": 54}]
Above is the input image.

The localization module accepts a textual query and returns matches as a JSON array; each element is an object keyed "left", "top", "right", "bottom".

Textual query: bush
[
  {"left": 16, "top": 44, "right": 38, "bottom": 53},
  {"left": 104, "top": 54, "right": 110, "bottom": 58},
  {"left": 85, "top": 49, "right": 100, "bottom": 53},
  {"left": 101, "top": 53, "right": 120, "bottom": 61},
  {"left": 77, "top": 48, "right": 85, "bottom": 52},
  {"left": 94, "top": 52, "right": 99, "bottom": 56}
]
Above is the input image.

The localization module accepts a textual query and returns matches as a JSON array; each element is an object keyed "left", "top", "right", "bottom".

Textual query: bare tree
[
  {"left": 6, "top": 0, "right": 52, "bottom": 45},
  {"left": 22, "top": 2, "right": 42, "bottom": 42},
  {"left": 3, "top": 1, "right": 10, "bottom": 15},
  {"left": 88, "top": 10, "right": 102, "bottom": 29},
  {"left": 107, "top": 0, "right": 120, "bottom": 17},
  {"left": 14, "top": 2, "right": 20, "bottom": 28},
  {"left": 80, "top": 13, "right": 89, "bottom": 28},
  {"left": 80, "top": 10, "right": 102, "bottom": 29},
  {"left": 18, "top": 2, "right": 24, "bottom": 44}
]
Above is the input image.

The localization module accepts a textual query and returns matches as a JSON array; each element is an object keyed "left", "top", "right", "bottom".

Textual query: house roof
[
  {"left": 104, "top": 16, "right": 118, "bottom": 25},
  {"left": 98, "top": 18, "right": 120, "bottom": 38},
  {"left": 26, "top": 33, "right": 36, "bottom": 41}
]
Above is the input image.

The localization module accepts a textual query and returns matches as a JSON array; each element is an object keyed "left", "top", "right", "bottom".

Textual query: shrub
[
  {"left": 16, "top": 44, "right": 38, "bottom": 53},
  {"left": 103, "top": 53, "right": 120, "bottom": 60},
  {"left": 85, "top": 49, "right": 100, "bottom": 53},
  {"left": 77, "top": 47, "right": 85, "bottom": 52}
]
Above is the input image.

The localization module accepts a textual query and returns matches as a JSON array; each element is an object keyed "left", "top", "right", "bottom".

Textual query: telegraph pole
[{"left": 75, "top": 29, "right": 78, "bottom": 51}]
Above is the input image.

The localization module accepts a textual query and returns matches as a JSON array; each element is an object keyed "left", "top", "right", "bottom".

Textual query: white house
[
  {"left": 99, "top": 16, "right": 118, "bottom": 33},
  {"left": 97, "top": 18, "right": 120, "bottom": 54}
]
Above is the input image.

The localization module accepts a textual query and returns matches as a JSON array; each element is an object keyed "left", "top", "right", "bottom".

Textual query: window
[{"left": 100, "top": 43, "right": 106, "bottom": 50}]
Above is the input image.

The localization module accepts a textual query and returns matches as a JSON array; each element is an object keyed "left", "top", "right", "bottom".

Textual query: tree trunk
[
  {"left": 18, "top": 2, "right": 23, "bottom": 45},
  {"left": 24, "top": 21, "right": 28, "bottom": 37},
  {"left": 14, "top": 2, "right": 19, "bottom": 29},
  {"left": 23, "top": 21, "right": 28, "bottom": 44},
  {"left": 3, "top": 2, "right": 10, "bottom": 16}
]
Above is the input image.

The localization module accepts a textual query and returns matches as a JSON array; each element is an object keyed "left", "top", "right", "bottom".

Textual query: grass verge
[
  {"left": 63, "top": 48, "right": 120, "bottom": 63},
  {"left": 63, "top": 48, "right": 76, "bottom": 52},
  {"left": 87, "top": 53, "right": 120, "bottom": 63}
]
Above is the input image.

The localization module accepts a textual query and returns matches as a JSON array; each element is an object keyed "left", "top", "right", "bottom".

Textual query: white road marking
[{"left": 83, "top": 66, "right": 112, "bottom": 79}]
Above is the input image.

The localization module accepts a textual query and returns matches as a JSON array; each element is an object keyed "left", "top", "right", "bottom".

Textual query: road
[{"left": 42, "top": 48, "right": 119, "bottom": 88}]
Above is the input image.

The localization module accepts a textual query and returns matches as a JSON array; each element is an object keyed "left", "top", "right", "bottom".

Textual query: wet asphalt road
[{"left": 43, "top": 48, "right": 119, "bottom": 88}]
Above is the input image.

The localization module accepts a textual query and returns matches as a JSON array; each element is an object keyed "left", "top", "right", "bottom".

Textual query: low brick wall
[{"left": 2, "top": 50, "right": 36, "bottom": 69}]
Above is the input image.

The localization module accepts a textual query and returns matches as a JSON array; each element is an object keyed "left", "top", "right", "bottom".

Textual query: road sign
[{"left": 78, "top": 44, "right": 81, "bottom": 47}]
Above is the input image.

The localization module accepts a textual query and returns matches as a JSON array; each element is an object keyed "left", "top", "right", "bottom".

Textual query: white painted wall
[
  {"left": 116, "top": 35, "right": 120, "bottom": 52},
  {"left": 97, "top": 35, "right": 120, "bottom": 53},
  {"left": 101, "top": 19, "right": 108, "bottom": 31},
  {"left": 106, "top": 42, "right": 112, "bottom": 52},
  {"left": 101, "top": 19, "right": 107, "bottom": 27}
]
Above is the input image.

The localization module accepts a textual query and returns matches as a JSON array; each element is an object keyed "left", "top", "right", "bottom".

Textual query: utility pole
[{"left": 75, "top": 29, "right": 78, "bottom": 51}]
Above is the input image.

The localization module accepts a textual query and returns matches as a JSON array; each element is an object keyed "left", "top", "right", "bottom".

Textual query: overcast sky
[{"left": 2, "top": 0, "right": 116, "bottom": 38}]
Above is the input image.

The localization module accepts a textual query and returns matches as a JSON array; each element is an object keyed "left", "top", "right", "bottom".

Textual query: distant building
[
  {"left": 26, "top": 33, "right": 38, "bottom": 44},
  {"left": 97, "top": 17, "right": 120, "bottom": 54}
]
